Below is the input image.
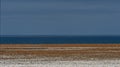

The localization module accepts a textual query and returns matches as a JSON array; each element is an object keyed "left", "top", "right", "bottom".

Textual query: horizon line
[{"left": 0, "top": 35, "right": 120, "bottom": 37}]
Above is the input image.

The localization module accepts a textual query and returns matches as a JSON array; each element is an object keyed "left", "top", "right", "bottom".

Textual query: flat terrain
[
  {"left": 1, "top": 44, "right": 120, "bottom": 67},
  {"left": 0, "top": 44, "right": 120, "bottom": 60}
]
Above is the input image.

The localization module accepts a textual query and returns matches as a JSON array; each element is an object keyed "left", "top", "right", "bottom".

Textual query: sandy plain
[
  {"left": 0, "top": 44, "right": 120, "bottom": 60},
  {"left": 0, "top": 44, "right": 120, "bottom": 67}
]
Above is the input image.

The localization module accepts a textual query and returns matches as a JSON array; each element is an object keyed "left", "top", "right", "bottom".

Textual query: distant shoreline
[{"left": 1, "top": 44, "right": 120, "bottom": 47}]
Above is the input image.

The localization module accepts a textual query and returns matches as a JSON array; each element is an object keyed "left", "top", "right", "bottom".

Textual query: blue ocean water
[{"left": 0, "top": 36, "right": 120, "bottom": 44}]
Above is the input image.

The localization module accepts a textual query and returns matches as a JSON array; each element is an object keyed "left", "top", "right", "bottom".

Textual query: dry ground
[{"left": 0, "top": 44, "right": 120, "bottom": 60}]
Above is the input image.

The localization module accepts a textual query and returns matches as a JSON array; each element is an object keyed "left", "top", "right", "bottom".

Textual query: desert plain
[{"left": 0, "top": 44, "right": 120, "bottom": 67}]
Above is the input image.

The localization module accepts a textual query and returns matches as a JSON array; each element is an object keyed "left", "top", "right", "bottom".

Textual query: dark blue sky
[{"left": 1, "top": 0, "right": 120, "bottom": 35}]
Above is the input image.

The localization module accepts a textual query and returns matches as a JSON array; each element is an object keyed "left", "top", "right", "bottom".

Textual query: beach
[{"left": 0, "top": 44, "right": 120, "bottom": 67}]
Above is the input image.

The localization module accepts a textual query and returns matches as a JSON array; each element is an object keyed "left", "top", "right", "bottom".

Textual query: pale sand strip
[{"left": 1, "top": 47, "right": 120, "bottom": 51}]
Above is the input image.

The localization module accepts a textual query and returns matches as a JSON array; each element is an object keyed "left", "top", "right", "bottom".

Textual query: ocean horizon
[{"left": 0, "top": 36, "right": 120, "bottom": 44}]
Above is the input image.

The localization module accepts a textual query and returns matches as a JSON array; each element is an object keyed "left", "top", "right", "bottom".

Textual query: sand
[{"left": 0, "top": 44, "right": 120, "bottom": 67}]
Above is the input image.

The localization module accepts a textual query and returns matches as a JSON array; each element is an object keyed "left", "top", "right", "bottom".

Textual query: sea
[{"left": 0, "top": 36, "right": 120, "bottom": 44}]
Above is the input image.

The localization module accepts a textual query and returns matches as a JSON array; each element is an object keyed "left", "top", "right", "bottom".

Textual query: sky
[{"left": 1, "top": 0, "right": 120, "bottom": 36}]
